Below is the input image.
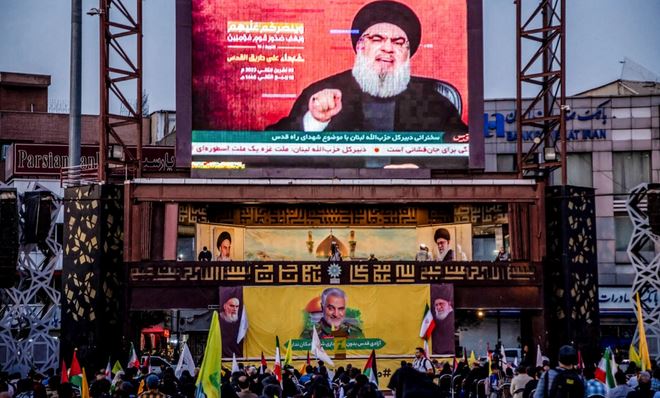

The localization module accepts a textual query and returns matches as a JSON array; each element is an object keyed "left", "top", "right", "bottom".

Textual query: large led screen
[{"left": 191, "top": 0, "right": 470, "bottom": 168}]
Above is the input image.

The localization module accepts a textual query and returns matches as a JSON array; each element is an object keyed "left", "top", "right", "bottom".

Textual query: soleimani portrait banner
[{"left": 218, "top": 284, "right": 454, "bottom": 358}]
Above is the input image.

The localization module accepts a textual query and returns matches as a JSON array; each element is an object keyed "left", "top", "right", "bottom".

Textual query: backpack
[{"left": 544, "top": 368, "right": 584, "bottom": 398}]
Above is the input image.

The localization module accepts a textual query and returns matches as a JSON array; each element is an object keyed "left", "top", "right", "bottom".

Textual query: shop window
[
  {"left": 550, "top": 153, "right": 593, "bottom": 187},
  {"left": 613, "top": 151, "right": 650, "bottom": 199},
  {"left": 177, "top": 236, "right": 195, "bottom": 261},
  {"left": 472, "top": 235, "right": 496, "bottom": 261},
  {"left": 497, "top": 154, "right": 517, "bottom": 172},
  {"left": 614, "top": 215, "right": 653, "bottom": 253}
]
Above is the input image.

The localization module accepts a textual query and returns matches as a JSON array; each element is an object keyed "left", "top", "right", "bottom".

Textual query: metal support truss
[
  {"left": 516, "top": 0, "right": 567, "bottom": 182},
  {"left": 0, "top": 183, "right": 63, "bottom": 375},
  {"left": 626, "top": 183, "right": 660, "bottom": 358},
  {"left": 99, "top": 0, "right": 143, "bottom": 182}
]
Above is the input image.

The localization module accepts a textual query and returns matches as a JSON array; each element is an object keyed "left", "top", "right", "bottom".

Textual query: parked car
[{"left": 140, "top": 355, "right": 173, "bottom": 374}]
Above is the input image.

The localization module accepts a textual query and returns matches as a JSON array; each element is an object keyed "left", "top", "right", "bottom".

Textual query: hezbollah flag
[
  {"left": 635, "top": 293, "right": 652, "bottom": 371},
  {"left": 69, "top": 351, "right": 83, "bottom": 387},
  {"left": 195, "top": 311, "right": 223, "bottom": 398},
  {"left": 628, "top": 344, "right": 641, "bottom": 368},
  {"left": 81, "top": 368, "right": 90, "bottom": 398},
  {"left": 363, "top": 350, "right": 378, "bottom": 386},
  {"left": 283, "top": 339, "right": 293, "bottom": 367}
]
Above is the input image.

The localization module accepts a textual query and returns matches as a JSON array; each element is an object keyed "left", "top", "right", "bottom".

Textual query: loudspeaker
[
  {"left": 22, "top": 191, "right": 53, "bottom": 244},
  {"left": 0, "top": 188, "right": 19, "bottom": 288},
  {"left": 649, "top": 190, "right": 660, "bottom": 236}
]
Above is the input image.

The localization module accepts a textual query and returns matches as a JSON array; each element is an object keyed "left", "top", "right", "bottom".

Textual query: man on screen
[{"left": 267, "top": 0, "right": 467, "bottom": 137}]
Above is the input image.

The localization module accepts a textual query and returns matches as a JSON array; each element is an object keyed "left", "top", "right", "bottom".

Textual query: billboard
[
  {"left": 187, "top": 0, "right": 482, "bottom": 169},
  {"left": 218, "top": 284, "right": 454, "bottom": 362}
]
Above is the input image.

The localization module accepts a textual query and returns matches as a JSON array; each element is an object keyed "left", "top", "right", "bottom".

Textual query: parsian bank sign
[{"left": 8, "top": 143, "right": 176, "bottom": 177}]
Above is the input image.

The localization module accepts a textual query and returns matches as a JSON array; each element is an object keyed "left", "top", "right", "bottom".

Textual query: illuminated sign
[
  {"left": 8, "top": 144, "right": 175, "bottom": 177},
  {"left": 191, "top": 0, "right": 472, "bottom": 167}
]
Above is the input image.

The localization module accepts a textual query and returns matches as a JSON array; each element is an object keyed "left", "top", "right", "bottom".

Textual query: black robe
[{"left": 266, "top": 70, "right": 467, "bottom": 142}]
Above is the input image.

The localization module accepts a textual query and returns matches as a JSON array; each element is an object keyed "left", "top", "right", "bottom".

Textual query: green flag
[
  {"left": 112, "top": 360, "right": 123, "bottom": 375},
  {"left": 195, "top": 311, "right": 223, "bottom": 398}
]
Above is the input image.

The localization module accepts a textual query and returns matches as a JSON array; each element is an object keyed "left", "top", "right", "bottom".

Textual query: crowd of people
[{"left": 1, "top": 346, "right": 659, "bottom": 398}]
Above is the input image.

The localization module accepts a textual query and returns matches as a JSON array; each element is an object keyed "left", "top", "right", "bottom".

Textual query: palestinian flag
[
  {"left": 595, "top": 347, "right": 617, "bottom": 390},
  {"left": 60, "top": 360, "right": 69, "bottom": 384},
  {"left": 274, "top": 336, "right": 282, "bottom": 384},
  {"left": 260, "top": 351, "right": 267, "bottom": 374},
  {"left": 69, "top": 351, "right": 83, "bottom": 387},
  {"left": 419, "top": 303, "right": 436, "bottom": 340},
  {"left": 363, "top": 349, "right": 378, "bottom": 386}
]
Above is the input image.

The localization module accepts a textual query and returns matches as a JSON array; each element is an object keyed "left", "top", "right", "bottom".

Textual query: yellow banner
[{"left": 243, "top": 284, "right": 430, "bottom": 358}]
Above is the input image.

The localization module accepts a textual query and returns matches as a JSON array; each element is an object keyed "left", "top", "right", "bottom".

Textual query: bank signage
[
  {"left": 483, "top": 99, "right": 610, "bottom": 142},
  {"left": 8, "top": 143, "right": 176, "bottom": 177},
  {"left": 599, "top": 286, "right": 658, "bottom": 312}
]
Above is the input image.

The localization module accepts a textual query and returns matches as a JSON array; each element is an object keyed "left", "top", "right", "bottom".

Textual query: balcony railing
[{"left": 127, "top": 260, "right": 540, "bottom": 287}]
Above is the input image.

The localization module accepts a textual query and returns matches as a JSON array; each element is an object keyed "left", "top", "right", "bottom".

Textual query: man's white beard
[
  {"left": 352, "top": 52, "right": 410, "bottom": 98},
  {"left": 325, "top": 316, "right": 344, "bottom": 328},
  {"left": 435, "top": 308, "right": 452, "bottom": 321},
  {"left": 222, "top": 312, "right": 238, "bottom": 323}
]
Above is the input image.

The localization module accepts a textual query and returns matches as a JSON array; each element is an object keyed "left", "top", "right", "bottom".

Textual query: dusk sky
[{"left": 1, "top": 0, "right": 658, "bottom": 114}]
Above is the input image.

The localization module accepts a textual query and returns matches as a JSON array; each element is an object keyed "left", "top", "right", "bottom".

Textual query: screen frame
[{"left": 176, "top": 0, "right": 484, "bottom": 173}]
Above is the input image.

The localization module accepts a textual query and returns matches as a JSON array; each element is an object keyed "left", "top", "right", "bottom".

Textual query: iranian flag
[
  {"left": 127, "top": 343, "right": 140, "bottom": 369},
  {"left": 419, "top": 303, "right": 436, "bottom": 340},
  {"left": 595, "top": 347, "right": 617, "bottom": 390},
  {"left": 274, "top": 336, "right": 282, "bottom": 384},
  {"left": 69, "top": 351, "right": 83, "bottom": 387},
  {"left": 363, "top": 349, "right": 378, "bottom": 386}
]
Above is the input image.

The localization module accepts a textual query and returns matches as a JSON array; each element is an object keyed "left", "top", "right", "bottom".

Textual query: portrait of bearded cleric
[{"left": 267, "top": 0, "right": 466, "bottom": 139}]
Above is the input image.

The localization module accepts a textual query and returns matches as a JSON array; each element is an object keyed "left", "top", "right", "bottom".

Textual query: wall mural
[{"left": 196, "top": 224, "right": 472, "bottom": 261}]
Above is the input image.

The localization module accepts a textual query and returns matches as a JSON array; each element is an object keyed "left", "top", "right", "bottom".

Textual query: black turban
[
  {"left": 434, "top": 228, "right": 451, "bottom": 242},
  {"left": 351, "top": 1, "right": 422, "bottom": 57}
]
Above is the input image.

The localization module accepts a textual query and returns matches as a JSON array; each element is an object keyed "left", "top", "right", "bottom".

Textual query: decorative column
[
  {"left": 61, "top": 184, "right": 124, "bottom": 370},
  {"left": 545, "top": 185, "right": 600, "bottom": 363}
]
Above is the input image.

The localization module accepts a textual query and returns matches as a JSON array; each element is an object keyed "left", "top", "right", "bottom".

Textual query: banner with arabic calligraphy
[
  {"left": 191, "top": 0, "right": 469, "bottom": 165},
  {"left": 234, "top": 284, "right": 454, "bottom": 359}
]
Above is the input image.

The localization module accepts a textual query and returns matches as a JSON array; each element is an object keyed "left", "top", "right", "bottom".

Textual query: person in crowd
[
  {"left": 236, "top": 375, "right": 257, "bottom": 398},
  {"left": 412, "top": 347, "right": 434, "bottom": 376},
  {"left": 608, "top": 371, "right": 633, "bottom": 398},
  {"left": 415, "top": 244, "right": 432, "bottom": 261},
  {"left": 198, "top": 246, "right": 212, "bottom": 261},
  {"left": 511, "top": 366, "right": 533, "bottom": 398},
  {"left": 494, "top": 247, "right": 510, "bottom": 262},
  {"left": 522, "top": 367, "right": 542, "bottom": 398},
  {"left": 533, "top": 345, "right": 584, "bottom": 398},
  {"left": 584, "top": 364, "right": 607, "bottom": 398},
  {"left": 626, "top": 371, "right": 654, "bottom": 398},
  {"left": 137, "top": 375, "right": 164, "bottom": 398}
]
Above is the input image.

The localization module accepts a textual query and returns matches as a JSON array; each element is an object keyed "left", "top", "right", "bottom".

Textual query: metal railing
[{"left": 60, "top": 165, "right": 100, "bottom": 187}]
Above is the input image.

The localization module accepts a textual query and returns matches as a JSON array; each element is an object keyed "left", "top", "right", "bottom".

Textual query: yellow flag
[
  {"left": 469, "top": 350, "right": 477, "bottom": 364},
  {"left": 196, "top": 311, "right": 223, "bottom": 398},
  {"left": 628, "top": 344, "right": 641, "bottom": 368},
  {"left": 283, "top": 339, "right": 293, "bottom": 367},
  {"left": 81, "top": 368, "right": 90, "bottom": 398},
  {"left": 635, "top": 293, "right": 652, "bottom": 371}
]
